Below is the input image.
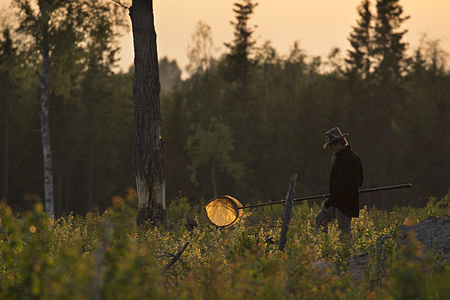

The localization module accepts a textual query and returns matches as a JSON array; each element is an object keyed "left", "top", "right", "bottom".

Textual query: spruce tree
[
  {"left": 225, "top": 0, "right": 258, "bottom": 74},
  {"left": 372, "top": 0, "right": 409, "bottom": 84},
  {"left": 346, "top": 0, "right": 372, "bottom": 81},
  {"left": 369, "top": 0, "right": 409, "bottom": 198},
  {"left": 224, "top": 0, "right": 258, "bottom": 121},
  {"left": 221, "top": 0, "right": 258, "bottom": 196},
  {"left": 344, "top": 0, "right": 372, "bottom": 147}
]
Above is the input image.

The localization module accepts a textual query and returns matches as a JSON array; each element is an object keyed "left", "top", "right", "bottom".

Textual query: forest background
[{"left": 0, "top": 0, "right": 449, "bottom": 216}]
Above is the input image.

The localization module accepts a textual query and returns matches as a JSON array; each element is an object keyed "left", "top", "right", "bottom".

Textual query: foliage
[
  {"left": 185, "top": 21, "right": 216, "bottom": 77},
  {"left": 0, "top": 194, "right": 448, "bottom": 299},
  {"left": 186, "top": 118, "right": 244, "bottom": 195},
  {"left": 0, "top": 0, "right": 449, "bottom": 216},
  {"left": 1, "top": 0, "right": 448, "bottom": 296}
]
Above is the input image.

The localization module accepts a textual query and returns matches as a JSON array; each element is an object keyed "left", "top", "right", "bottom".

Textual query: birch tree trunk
[
  {"left": 129, "top": 0, "right": 166, "bottom": 226},
  {"left": 39, "top": 37, "right": 54, "bottom": 215}
]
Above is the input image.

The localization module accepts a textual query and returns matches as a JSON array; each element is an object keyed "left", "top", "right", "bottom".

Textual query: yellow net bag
[{"left": 205, "top": 195, "right": 244, "bottom": 227}]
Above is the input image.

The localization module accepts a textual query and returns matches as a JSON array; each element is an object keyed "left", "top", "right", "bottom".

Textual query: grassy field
[{"left": 0, "top": 190, "right": 448, "bottom": 299}]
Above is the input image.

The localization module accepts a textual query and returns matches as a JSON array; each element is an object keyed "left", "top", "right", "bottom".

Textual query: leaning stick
[
  {"left": 164, "top": 241, "right": 190, "bottom": 271},
  {"left": 278, "top": 174, "right": 298, "bottom": 252}
]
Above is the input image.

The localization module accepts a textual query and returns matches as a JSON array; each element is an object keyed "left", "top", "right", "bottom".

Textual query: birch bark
[{"left": 39, "top": 46, "right": 54, "bottom": 215}]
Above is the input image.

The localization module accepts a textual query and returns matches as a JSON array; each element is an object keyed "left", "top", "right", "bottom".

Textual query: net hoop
[{"left": 205, "top": 195, "right": 243, "bottom": 227}]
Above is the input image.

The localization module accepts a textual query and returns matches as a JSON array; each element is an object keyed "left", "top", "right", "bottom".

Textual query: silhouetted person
[{"left": 315, "top": 127, "right": 364, "bottom": 237}]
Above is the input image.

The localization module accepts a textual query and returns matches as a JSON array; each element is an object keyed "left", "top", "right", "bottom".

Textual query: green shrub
[{"left": 0, "top": 194, "right": 448, "bottom": 299}]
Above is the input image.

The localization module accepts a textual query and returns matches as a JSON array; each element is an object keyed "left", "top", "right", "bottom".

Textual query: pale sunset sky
[{"left": 1, "top": 0, "right": 449, "bottom": 75}]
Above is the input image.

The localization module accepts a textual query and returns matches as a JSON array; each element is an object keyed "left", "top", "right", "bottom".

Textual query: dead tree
[{"left": 129, "top": 0, "right": 166, "bottom": 225}]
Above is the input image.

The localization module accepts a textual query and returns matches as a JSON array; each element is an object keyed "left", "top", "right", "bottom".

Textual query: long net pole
[{"left": 239, "top": 183, "right": 412, "bottom": 210}]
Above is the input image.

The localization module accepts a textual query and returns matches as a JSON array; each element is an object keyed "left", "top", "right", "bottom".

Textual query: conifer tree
[
  {"left": 372, "top": 0, "right": 409, "bottom": 84},
  {"left": 344, "top": 0, "right": 373, "bottom": 144},
  {"left": 368, "top": 0, "right": 409, "bottom": 195},
  {"left": 346, "top": 0, "right": 372, "bottom": 81},
  {"left": 225, "top": 0, "right": 258, "bottom": 120},
  {"left": 225, "top": 0, "right": 258, "bottom": 72}
]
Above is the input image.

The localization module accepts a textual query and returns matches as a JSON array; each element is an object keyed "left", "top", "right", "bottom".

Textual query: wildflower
[{"left": 29, "top": 225, "right": 37, "bottom": 233}]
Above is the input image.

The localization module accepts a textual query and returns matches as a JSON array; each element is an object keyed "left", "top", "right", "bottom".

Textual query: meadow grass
[{"left": 0, "top": 191, "right": 448, "bottom": 299}]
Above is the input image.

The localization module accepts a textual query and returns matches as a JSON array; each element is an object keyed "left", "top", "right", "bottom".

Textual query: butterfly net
[{"left": 205, "top": 195, "right": 244, "bottom": 227}]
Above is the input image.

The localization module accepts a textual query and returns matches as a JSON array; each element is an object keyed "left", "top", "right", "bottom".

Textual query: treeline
[{"left": 1, "top": 0, "right": 448, "bottom": 215}]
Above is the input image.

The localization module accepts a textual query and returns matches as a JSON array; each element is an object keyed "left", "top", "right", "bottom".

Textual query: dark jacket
[{"left": 324, "top": 145, "right": 364, "bottom": 217}]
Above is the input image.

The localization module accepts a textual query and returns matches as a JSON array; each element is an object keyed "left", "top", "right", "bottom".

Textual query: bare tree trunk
[
  {"left": 39, "top": 48, "right": 54, "bottom": 215},
  {"left": 2, "top": 91, "right": 8, "bottom": 204},
  {"left": 129, "top": 0, "right": 166, "bottom": 226}
]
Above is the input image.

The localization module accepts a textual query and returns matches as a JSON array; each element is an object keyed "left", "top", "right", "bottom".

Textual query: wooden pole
[{"left": 278, "top": 174, "right": 298, "bottom": 251}]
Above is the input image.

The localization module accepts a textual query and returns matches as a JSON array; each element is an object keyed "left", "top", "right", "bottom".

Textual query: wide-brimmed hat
[{"left": 323, "top": 127, "right": 349, "bottom": 150}]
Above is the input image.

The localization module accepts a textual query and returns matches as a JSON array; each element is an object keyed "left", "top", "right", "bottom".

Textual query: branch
[
  {"left": 164, "top": 241, "right": 190, "bottom": 271},
  {"left": 111, "top": 0, "right": 130, "bottom": 9}
]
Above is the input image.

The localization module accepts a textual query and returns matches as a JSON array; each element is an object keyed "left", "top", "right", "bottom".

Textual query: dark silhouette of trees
[
  {"left": 14, "top": 0, "right": 74, "bottom": 215},
  {"left": 159, "top": 57, "right": 182, "bottom": 92},
  {"left": 79, "top": 1, "right": 127, "bottom": 212},
  {"left": 224, "top": 0, "right": 258, "bottom": 127},
  {"left": 370, "top": 0, "right": 410, "bottom": 192},
  {"left": 344, "top": 0, "right": 373, "bottom": 173},
  {"left": 372, "top": 0, "right": 409, "bottom": 84},
  {"left": 1, "top": 0, "right": 448, "bottom": 215},
  {"left": 0, "top": 28, "right": 16, "bottom": 205},
  {"left": 346, "top": 0, "right": 372, "bottom": 81}
]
